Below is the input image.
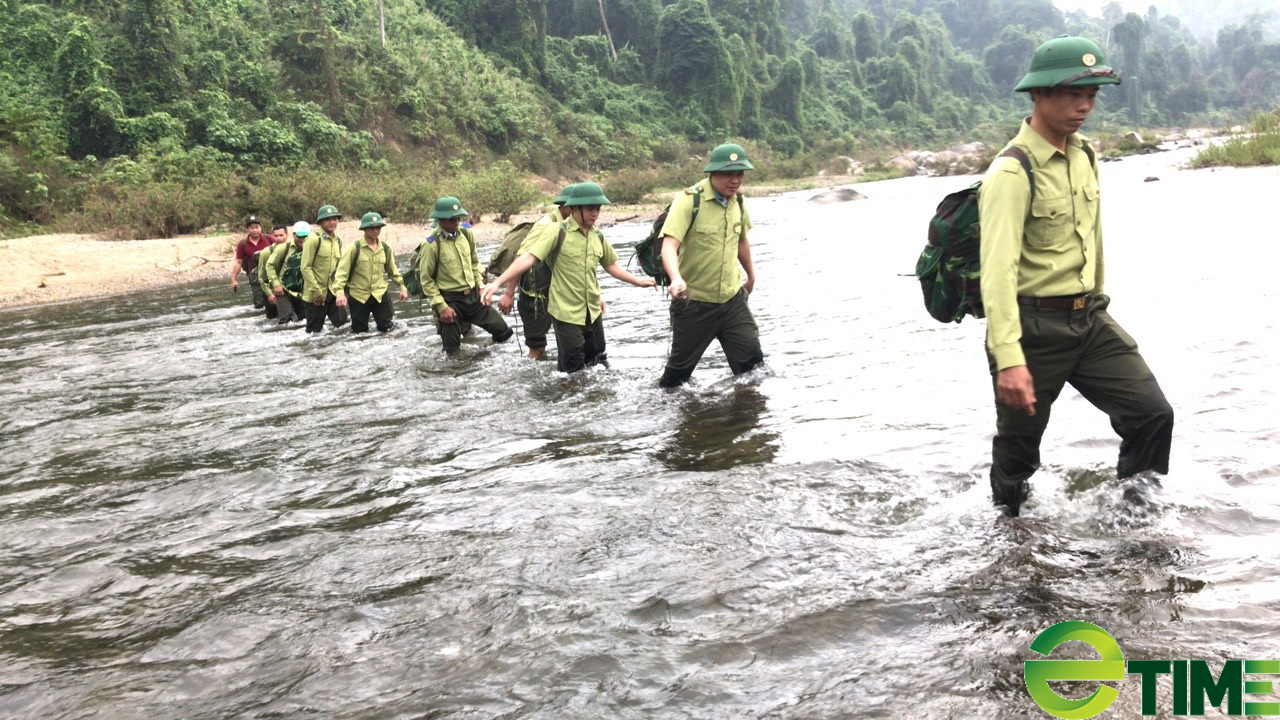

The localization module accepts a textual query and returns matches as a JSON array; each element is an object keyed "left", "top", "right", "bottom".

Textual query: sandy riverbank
[{"left": 0, "top": 176, "right": 853, "bottom": 311}]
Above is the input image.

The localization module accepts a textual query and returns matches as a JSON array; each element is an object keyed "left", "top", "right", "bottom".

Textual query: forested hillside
[{"left": 1, "top": 0, "right": 1277, "bottom": 237}]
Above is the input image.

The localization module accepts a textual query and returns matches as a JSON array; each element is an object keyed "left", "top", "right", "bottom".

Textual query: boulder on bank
[{"left": 807, "top": 187, "right": 867, "bottom": 204}]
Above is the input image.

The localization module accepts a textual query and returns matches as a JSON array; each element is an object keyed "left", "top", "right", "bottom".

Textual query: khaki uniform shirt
[
  {"left": 256, "top": 244, "right": 280, "bottom": 296},
  {"left": 330, "top": 239, "right": 404, "bottom": 303},
  {"left": 300, "top": 230, "right": 343, "bottom": 302},
  {"left": 516, "top": 211, "right": 565, "bottom": 300},
  {"left": 266, "top": 241, "right": 306, "bottom": 299},
  {"left": 526, "top": 215, "right": 617, "bottom": 325},
  {"left": 659, "top": 178, "right": 752, "bottom": 304},
  {"left": 417, "top": 228, "right": 483, "bottom": 313},
  {"left": 979, "top": 119, "right": 1104, "bottom": 370}
]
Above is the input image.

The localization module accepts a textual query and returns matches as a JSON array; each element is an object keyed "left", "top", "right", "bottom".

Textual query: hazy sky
[{"left": 1053, "top": 0, "right": 1136, "bottom": 14}]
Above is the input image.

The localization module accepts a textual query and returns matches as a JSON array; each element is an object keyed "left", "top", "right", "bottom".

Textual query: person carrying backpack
[
  {"left": 481, "top": 182, "right": 654, "bottom": 374},
  {"left": 331, "top": 212, "right": 408, "bottom": 334},
  {"left": 417, "top": 196, "right": 513, "bottom": 354},
  {"left": 255, "top": 224, "right": 290, "bottom": 320},
  {"left": 657, "top": 143, "right": 764, "bottom": 388},
  {"left": 230, "top": 215, "right": 274, "bottom": 309},
  {"left": 300, "top": 204, "right": 351, "bottom": 334},
  {"left": 978, "top": 35, "right": 1173, "bottom": 517},
  {"left": 265, "top": 221, "right": 312, "bottom": 325},
  {"left": 503, "top": 183, "right": 575, "bottom": 360}
]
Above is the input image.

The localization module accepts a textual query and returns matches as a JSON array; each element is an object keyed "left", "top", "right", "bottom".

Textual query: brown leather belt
[{"left": 1016, "top": 293, "right": 1092, "bottom": 311}]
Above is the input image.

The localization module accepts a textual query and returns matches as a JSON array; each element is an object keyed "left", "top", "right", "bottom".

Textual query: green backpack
[
  {"left": 485, "top": 221, "right": 537, "bottom": 280},
  {"left": 633, "top": 189, "right": 702, "bottom": 287},
  {"left": 915, "top": 143, "right": 1096, "bottom": 323},
  {"left": 402, "top": 228, "right": 475, "bottom": 298},
  {"left": 281, "top": 247, "right": 304, "bottom": 293},
  {"left": 518, "top": 225, "right": 567, "bottom": 296}
]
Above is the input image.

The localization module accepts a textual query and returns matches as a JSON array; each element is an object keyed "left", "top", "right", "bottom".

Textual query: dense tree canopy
[{"left": 2, "top": 0, "right": 1278, "bottom": 231}]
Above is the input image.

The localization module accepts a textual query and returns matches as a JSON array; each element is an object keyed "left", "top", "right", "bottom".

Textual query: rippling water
[{"left": 3, "top": 146, "right": 1279, "bottom": 719}]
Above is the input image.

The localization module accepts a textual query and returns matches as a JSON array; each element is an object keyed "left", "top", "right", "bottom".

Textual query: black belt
[{"left": 1017, "top": 293, "right": 1092, "bottom": 311}]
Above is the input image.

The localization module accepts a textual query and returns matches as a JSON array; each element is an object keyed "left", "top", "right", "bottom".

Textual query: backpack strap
[
  {"left": 546, "top": 224, "right": 567, "bottom": 267},
  {"left": 998, "top": 146, "right": 1035, "bottom": 203}
]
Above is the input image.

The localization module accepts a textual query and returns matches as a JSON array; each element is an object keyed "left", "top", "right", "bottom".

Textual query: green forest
[{"left": 2, "top": 0, "right": 1278, "bottom": 238}]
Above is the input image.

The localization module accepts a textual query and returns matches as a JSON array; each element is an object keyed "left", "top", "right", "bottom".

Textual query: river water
[{"left": 2, "top": 145, "right": 1279, "bottom": 719}]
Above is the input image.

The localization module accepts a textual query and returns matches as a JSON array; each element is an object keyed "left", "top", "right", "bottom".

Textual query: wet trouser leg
[
  {"left": 436, "top": 289, "right": 512, "bottom": 352},
  {"left": 263, "top": 294, "right": 279, "bottom": 320},
  {"left": 248, "top": 274, "right": 267, "bottom": 309},
  {"left": 305, "top": 292, "right": 348, "bottom": 333},
  {"left": 660, "top": 288, "right": 763, "bottom": 388},
  {"left": 279, "top": 293, "right": 305, "bottom": 324},
  {"left": 988, "top": 296, "right": 1173, "bottom": 515},
  {"left": 370, "top": 293, "right": 395, "bottom": 332},
  {"left": 553, "top": 312, "right": 607, "bottom": 373},
  {"left": 518, "top": 292, "right": 551, "bottom": 350},
  {"left": 348, "top": 295, "right": 374, "bottom": 333}
]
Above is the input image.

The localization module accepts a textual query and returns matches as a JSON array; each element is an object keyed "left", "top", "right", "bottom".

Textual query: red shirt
[{"left": 236, "top": 233, "right": 274, "bottom": 268}]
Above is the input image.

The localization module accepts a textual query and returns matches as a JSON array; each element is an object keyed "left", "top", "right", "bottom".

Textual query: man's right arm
[
  {"left": 659, "top": 191, "right": 694, "bottom": 299},
  {"left": 979, "top": 156, "right": 1037, "bottom": 415}
]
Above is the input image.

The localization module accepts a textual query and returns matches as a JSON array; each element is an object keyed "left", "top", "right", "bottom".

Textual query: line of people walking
[{"left": 228, "top": 142, "right": 767, "bottom": 387}]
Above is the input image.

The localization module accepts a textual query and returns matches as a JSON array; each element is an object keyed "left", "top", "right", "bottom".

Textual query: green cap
[
  {"left": 430, "top": 196, "right": 468, "bottom": 220},
  {"left": 358, "top": 211, "right": 386, "bottom": 230},
  {"left": 316, "top": 204, "right": 342, "bottom": 222},
  {"left": 553, "top": 183, "right": 577, "bottom": 206},
  {"left": 704, "top": 143, "right": 754, "bottom": 173},
  {"left": 1015, "top": 36, "right": 1120, "bottom": 92},
  {"left": 291, "top": 220, "right": 311, "bottom": 237},
  {"left": 564, "top": 181, "right": 611, "bottom": 207}
]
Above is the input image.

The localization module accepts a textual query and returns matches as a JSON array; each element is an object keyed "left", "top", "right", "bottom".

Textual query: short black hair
[{"left": 272, "top": 224, "right": 288, "bottom": 232}]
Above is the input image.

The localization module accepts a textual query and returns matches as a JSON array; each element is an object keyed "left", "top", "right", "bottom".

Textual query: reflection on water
[
  {"left": 657, "top": 385, "right": 779, "bottom": 471},
  {"left": 2, "top": 146, "right": 1280, "bottom": 718}
]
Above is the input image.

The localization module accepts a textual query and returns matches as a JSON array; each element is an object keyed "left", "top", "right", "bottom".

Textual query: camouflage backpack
[
  {"left": 915, "top": 143, "right": 1096, "bottom": 323},
  {"left": 402, "top": 228, "right": 475, "bottom": 298},
  {"left": 281, "top": 246, "right": 305, "bottom": 293}
]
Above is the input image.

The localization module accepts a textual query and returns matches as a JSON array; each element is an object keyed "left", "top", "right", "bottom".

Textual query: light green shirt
[
  {"left": 416, "top": 227, "right": 483, "bottom": 313},
  {"left": 266, "top": 240, "right": 305, "bottom": 299},
  {"left": 659, "top": 178, "right": 752, "bottom": 304},
  {"left": 256, "top": 243, "right": 281, "bottom": 296},
  {"left": 515, "top": 211, "right": 564, "bottom": 300},
  {"left": 526, "top": 215, "right": 617, "bottom": 325},
  {"left": 978, "top": 119, "right": 1104, "bottom": 370},
  {"left": 300, "top": 230, "right": 343, "bottom": 302},
  {"left": 330, "top": 239, "right": 404, "bottom": 303}
]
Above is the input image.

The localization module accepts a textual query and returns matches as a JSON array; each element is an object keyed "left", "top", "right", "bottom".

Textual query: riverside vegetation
[{"left": 2, "top": 0, "right": 1279, "bottom": 240}]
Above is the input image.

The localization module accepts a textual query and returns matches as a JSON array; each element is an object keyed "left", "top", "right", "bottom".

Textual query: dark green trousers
[
  {"left": 659, "top": 288, "right": 763, "bottom": 388},
  {"left": 435, "top": 289, "right": 512, "bottom": 352},
  {"left": 987, "top": 295, "right": 1174, "bottom": 515},
  {"left": 517, "top": 292, "right": 551, "bottom": 350}
]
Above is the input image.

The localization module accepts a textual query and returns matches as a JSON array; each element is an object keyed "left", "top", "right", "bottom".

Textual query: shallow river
[{"left": 2, "top": 145, "right": 1279, "bottom": 719}]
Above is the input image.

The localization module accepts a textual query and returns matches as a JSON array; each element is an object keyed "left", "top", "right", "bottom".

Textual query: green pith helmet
[
  {"left": 704, "top": 143, "right": 754, "bottom": 173},
  {"left": 1015, "top": 35, "right": 1120, "bottom": 92},
  {"left": 359, "top": 211, "right": 386, "bottom": 230},
  {"left": 553, "top": 183, "right": 578, "bottom": 206},
  {"left": 316, "top": 204, "right": 342, "bottom": 222},
  {"left": 564, "top": 181, "right": 611, "bottom": 207},
  {"left": 429, "top": 196, "right": 468, "bottom": 220}
]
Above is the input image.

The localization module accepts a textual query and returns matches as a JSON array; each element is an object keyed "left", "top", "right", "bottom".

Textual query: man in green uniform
[
  {"left": 978, "top": 36, "right": 1174, "bottom": 517},
  {"left": 255, "top": 224, "right": 290, "bottom": 320},
  {"left": 266, "top": 221, "right": 312, "bottom": 325},
  {"left": 502, "top": 183, "right": 575, "bottom": 360},
  {"left": 481, "top": 182, "right": 654, "bottom": 373},
  {"left": 657, "top": 143, "right": 764, "bottom": 388},
  {"left": 418, "top": 196, "right": 513, "bottom": 353},
  {"left": 332, "top": 212, "right": 408, "bottom": 334},
  {"left": 301, "top": 204, "right": 350, "bottom": 334}
]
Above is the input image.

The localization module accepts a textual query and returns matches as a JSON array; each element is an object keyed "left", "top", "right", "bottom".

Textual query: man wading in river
[
  {"left": 300, "top": 204, "right": 351, "bottom": 334},
  {"left": 978, "top": 36, "right": 1174, "bottom": 516},
  {"left": 231, "top": 215, "right": 273, "bottom": 309}
]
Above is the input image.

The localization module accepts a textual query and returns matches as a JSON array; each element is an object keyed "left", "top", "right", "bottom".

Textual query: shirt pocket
[{"left": 1027, "top": 195, "right": 1072, "bottom": 247}]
